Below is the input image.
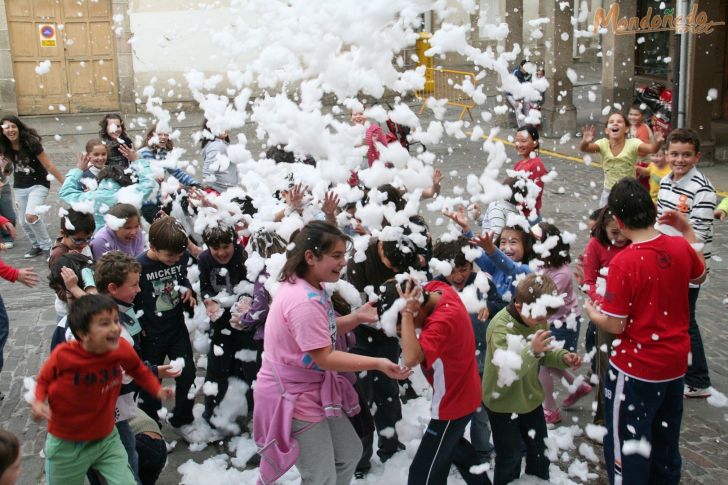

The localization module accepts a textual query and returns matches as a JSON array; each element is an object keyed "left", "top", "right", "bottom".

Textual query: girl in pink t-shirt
[{"left": 253, "top": 221, "right": 411, "bottom": 485}]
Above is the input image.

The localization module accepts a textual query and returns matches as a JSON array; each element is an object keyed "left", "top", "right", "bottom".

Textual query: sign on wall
[{"left": 38, "top": 24, "right": 57, "bottom": 47}]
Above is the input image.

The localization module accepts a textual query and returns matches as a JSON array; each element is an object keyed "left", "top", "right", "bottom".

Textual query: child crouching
[
  {"left": 483, "top": 274, "right": 582, "bottom": 485},
  {"left": 31, "top": 294, "right": 173, "bottom": 485}
]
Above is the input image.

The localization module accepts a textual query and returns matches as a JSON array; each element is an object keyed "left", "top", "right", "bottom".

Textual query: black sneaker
[{"left": 24, "top": 246, "right": 44, "bottom": 258}]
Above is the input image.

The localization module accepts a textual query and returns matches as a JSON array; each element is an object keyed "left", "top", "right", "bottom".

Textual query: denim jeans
[
  {"left": 0, "top": 183, "right": 16, "bottom": 242},
  {"left": 685, "top": 286, "right": 711, "bottom": 388},
  {"left": 0, "top": 294, "right": 9, "bottom": 371},
  {"left": 14, "top": 185, "right": 52, "bottom": 250}
]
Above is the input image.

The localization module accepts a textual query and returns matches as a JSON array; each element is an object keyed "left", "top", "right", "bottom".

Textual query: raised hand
[
  {"left": 581, "top": 125, "right": 596, "bottom": 144},
  {"left": 531, "top": 329, "right": 553, "bottom": 354},
  {"left": 443, "top": 205, "right": 470, "bottom": 232},
  {"left": 471, "top": 231, "right": 496, "bottom": 255},
  {"left": 321, "top": 191, "right": 340, "bottom": 219},
  {"left": 75, "top": 152, "right": 90, "bottom": 171}
]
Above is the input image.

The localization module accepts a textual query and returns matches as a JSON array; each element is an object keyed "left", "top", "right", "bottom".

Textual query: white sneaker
[{"left": 684, "top": 385, "right": 711, "bottom": 398}]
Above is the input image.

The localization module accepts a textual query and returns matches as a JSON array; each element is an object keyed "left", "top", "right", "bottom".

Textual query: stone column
[
  {"left": 503, "top": 0, "right": 523, "bottom": 54},
  {"left": 0, "top": 1, "right": 18, "bottom": 113},
  {"left": 112, "top": 0, "right": 136, "bottom": 114},
  {"left": 600, "top": 0, "right": 637, "bottom": 113},
  {"left": 541, "top": 0, "right": 577, "bottom": 137}
]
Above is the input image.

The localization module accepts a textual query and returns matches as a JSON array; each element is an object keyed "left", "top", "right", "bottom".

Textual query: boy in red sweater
[{"left": 31, "top": 294, "right": 174, "bottom": 485}]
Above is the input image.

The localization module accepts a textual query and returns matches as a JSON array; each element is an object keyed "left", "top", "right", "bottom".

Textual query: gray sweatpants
[{"left": 293, "top": 416, "right": 362, "bottom": 485}]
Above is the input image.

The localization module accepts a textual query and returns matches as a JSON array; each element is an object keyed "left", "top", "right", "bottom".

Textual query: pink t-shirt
[{"left": 261, "top": 277, "right": 337, "bottom": 422}]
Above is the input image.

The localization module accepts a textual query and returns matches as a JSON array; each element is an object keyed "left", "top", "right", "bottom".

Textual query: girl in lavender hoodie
[{"left": 252, "top": 221, "right": 411, "bottom": 485}]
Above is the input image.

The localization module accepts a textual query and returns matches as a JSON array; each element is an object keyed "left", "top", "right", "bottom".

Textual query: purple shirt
[
  {"left": 90, "top": 225, "right": 145, "bottom": 260},
  {"left": 541, "top": 264, "right": 579, "bottom": 324}
]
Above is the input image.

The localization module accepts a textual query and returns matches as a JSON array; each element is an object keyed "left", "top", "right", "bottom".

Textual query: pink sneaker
[
  {"left": 563, "top": 382, "right": 593, "bottom": 409},
  {"left": 544, "top": 408, "right": 561, "bottom": 424}
]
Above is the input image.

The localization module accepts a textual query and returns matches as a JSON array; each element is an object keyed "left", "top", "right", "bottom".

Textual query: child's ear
[{"left": 514, "top": 302, "right": 523, "bottom": 313}]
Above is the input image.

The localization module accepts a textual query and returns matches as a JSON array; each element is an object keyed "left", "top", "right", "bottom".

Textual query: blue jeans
[
  {"left": 685, "top": 287, "right": 711, "bottom": 388},
  {"left": 0, "top": 183, "right": 16, "bottom": 242},
  {"left": 603, "top": 365, "right": 683, "bottom": 485},
  {"left": 470, "top": 402, "right": 494, "bottom": 461},
  {"left": 0, "top": 294, "right": 8, "bottom": 370},
  {"left": 14, "top": 185, "right": 52, "bottom": 250}
]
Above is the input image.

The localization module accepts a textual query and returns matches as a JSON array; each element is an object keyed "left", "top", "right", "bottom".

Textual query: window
[{"left": 634, "top": 0, "right": 674, "bottom": 78}]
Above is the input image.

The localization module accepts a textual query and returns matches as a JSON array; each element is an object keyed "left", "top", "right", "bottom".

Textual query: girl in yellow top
[
  {"left": 636, "top": 147, "right": 671, "bottom": 203},
  {"left": 580, "top": 112, "right": 662, "bottom": 206}
]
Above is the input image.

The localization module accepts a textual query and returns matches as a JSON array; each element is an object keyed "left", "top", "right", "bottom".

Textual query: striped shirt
[{"left": 657, "top": 167, "right": 716, "bottom": 264}]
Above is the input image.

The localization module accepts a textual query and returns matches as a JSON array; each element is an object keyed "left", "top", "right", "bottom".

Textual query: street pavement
[{"left": 1, "top": 74, "right": 727, "bottom": 484}]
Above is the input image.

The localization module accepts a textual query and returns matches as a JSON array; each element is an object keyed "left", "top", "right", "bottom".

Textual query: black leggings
[{"left": 408, "top": 413, "right": 491, "bottom": 485}]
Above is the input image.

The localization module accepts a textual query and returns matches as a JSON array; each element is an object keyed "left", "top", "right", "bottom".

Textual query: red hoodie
[
  {"left": 35, "top": 338, "right": 161, "bottom": 441},
  {"left": 0, "top": 215, "right": 18, "bottom": 282}
]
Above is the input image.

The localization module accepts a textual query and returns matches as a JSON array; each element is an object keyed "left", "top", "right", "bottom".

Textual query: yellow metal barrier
[{"left": 414, "top": 33, "right": 476, "bottom": 120}]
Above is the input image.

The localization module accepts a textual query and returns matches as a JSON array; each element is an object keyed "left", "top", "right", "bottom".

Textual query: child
[
  {"left": 49, "top": 208, "right": 95, "bottom": 269},
  {"left": 90, "top": 203, "right": 145, "bottom": 260},
  {"left": 656, "top": 128, "right": 716, "bottom": 398},
  {"left": 483, "top": 274, "right": 581, "bottom": 485},
  {"left": 635, "top": 146, "right": 670, "bottom": 203},
  {"left": 579, "top": 112, "right": 662, "bottom": 206},
  {"left": 0, "top": 115, "right": 65, "bottom": 258},
  {"left": 95, "top": 250, "right": 179, "bottom": 482},
  {"left": 200, "top": 120, "right": 236, "bottom": 194},
  {"left": 432, "top": 235, "right": 506, "bottom": 463},
  {"left": 0, "top": 429, "right": 20, "bottom": 485},
  {"left": 198, "top": 225, "right": 257, "bottom": 426},
  {"left": 48, "top": 253, "right": 97, "bottom": 345},
  {"left": 580, "top": 207, "right": 629, "bottom": 424},
  {"left": 534, "top": 222, "right": 592, "bottom": 424},
  {"left": 378, "top": 278, "right": 491, "bottom": 485},
  {"left": 481, "top": 176, "right": 526, "bottom": 237},
  {"left": 471, "top": 224, "right": 536, "bottom": 301},
  {"left": 0, "top": 244, "right": 38, "bottom": 399},
  {"left": 235, "top": 230, "right": 288, "bottom": 341},
  {"left": 713, "top": 196, "right": 728, "bottom": 221},
  {"left": 99, "top": 114, "right": 135, "bottom": 168},
  {"left": 77, "top": 139, "right": 108, "bottom": 190},
  {"left": 31, "top": 294, "right": 173, "bottom": 485},
  {"left": 59, "top": 153, "right": 156, "bottom": 232},
  {"left": 253, "top": 221, "right": 411, "bottom": 485},
  {"left": 139, "top": 124, "right": 200, "bottom": 223},
  {"left": 134, "top": 216, "right": 197, "bottom": 432},
  {"left": 586, "top": 178, "right": 704, "bottom": 484},
  {"left": 513, "top": 124, "right": 548, "bottom": 222},
  {"left": 628, "top": 105, "right": 654, "bottom": 192}
]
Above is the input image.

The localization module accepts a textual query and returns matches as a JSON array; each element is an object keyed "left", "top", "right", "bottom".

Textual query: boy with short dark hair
[
  {"left": 483, "top": 273, "right": 581, "bottom": 485},
  {"left": 32, "top": 294, "right": 173, "bottom": 485},
  {"left": 48, "top": 208, "right": 96, "bottom": 269},
  {"left": 656, "top": 128, "right": 716, "bottom": 399},
  {"left": 587, "top": 178, "right": 705, "bottom": 484},
  {"left": 432, "top": 236, "right": 506, "bottom": 463},
  {"left": 377, "top": 278, "right": 489, "bottom": 485},
  {"left": 198, "top": 224, "right": 257, "bottom": 426},
  {"left": 134, "top": 216, "right": 197, "bottom": 431}
]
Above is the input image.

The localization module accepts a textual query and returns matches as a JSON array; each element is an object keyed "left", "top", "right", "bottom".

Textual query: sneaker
[
  {"left": 544, "top": 408, "right": 561, "bottom": 424},
  {"left": 563, "top": 382, "right": 594, "bottom": 409},
  {"left": 23, "top": 246, "right": 44, "bottom": 258},
  {"left": 684, "top": 385, "right": 711, "bottom": 398}
]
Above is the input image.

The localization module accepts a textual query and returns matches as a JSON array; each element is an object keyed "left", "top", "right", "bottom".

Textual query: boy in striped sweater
[{"left": 656, "top": 128, "right": 716, "bottom": 398}]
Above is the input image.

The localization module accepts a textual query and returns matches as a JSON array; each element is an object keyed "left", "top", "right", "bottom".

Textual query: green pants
[{"left": 45, "top": 427, "right": 135, "bottom": 485}]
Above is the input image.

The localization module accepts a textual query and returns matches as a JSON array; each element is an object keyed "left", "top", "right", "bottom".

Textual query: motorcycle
[{"left": 634, "top": 83, "right": 673, "bottom": 136}]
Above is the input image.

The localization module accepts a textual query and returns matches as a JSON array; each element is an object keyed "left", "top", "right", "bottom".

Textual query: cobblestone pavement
[{"left": 1, "top": 100, "right": 726, "bottom": 484}]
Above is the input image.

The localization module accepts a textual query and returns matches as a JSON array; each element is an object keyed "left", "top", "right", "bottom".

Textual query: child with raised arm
[
  {"left": 377, "top": 278, "right": 492, "bottom": 485},
  {"left": 483, "top": 273, "right": 582, "bottom": 485},
  {"left": 31, "top": 294, "right": 173, "bottom": 485},
  {"left": 586, "top": 177, "right": 705, "bottom": 484},
  {"left": 580, "top": 112, "right": 662, "bottom": 206}
]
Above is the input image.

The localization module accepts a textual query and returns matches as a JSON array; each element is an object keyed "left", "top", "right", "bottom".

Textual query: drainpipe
[{"left": 676, "top": 0, "right": 689, "bottom": 128}]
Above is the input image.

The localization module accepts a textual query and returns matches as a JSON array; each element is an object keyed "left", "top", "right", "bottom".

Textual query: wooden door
[{"left": 6, "top": 0, "right": 120, "bottom": 115}]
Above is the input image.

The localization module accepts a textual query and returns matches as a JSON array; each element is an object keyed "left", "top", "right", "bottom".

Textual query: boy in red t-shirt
[
  {"left": 31, "top": 294, "right": 174, "bottom": 485},
  {"left": 586, "top": 178, "right": 704, "bottom": 485},
  {"left": 377, "top": 278, "right": 490, "bottom": 485}
]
